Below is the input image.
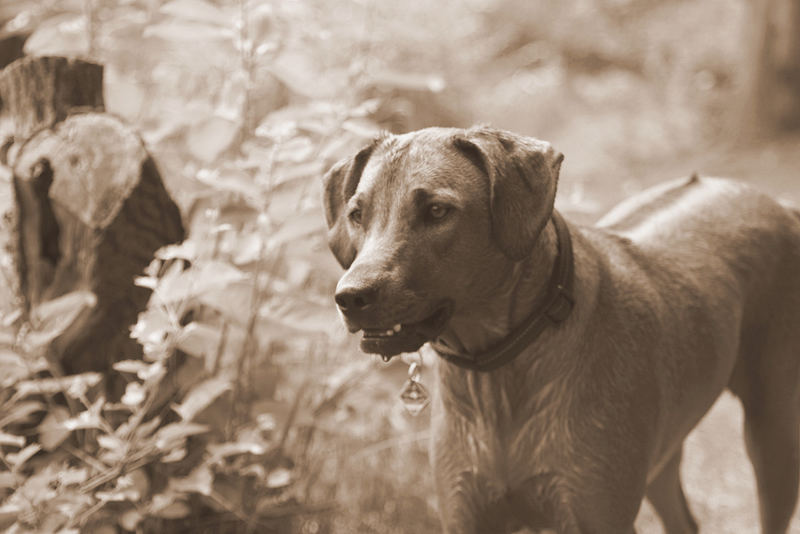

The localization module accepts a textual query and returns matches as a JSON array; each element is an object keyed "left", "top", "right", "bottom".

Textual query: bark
[{"left": 0, "top": 56, "right": 184, "bottom": 376}]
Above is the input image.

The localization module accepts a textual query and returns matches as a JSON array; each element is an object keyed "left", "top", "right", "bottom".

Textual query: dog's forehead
[{"left": 356, "top": 134, "right": 484, "bottom": 199}]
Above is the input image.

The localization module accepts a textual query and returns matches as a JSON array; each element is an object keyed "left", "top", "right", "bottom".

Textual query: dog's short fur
[{"left": 322, "top": 126, "right": 800, "bottom": 533}]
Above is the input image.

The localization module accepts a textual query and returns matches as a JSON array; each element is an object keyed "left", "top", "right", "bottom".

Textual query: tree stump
[{"left": 1, "top": 56, "right": 184, "bottom": 376}]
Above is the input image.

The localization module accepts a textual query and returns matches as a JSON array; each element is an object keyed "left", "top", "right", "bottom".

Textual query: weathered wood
[
  {"left": 739, "top": 0, "right": 800, "bottom": 135},
  {"left": 0, "top": 30, "right": 28, "bottom": 69},
  {"left": 0, "top": 56, "right": 104, "bottom": 141},
  {"left": 1, "top": 56, "right": 184, "bottom": 376}
]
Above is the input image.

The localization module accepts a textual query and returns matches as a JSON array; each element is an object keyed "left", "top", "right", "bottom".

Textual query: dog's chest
[{"left": 440, "top": 369, "right": 573, "bottom": 493}]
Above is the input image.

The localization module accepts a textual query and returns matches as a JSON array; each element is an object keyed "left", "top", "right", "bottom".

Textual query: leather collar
[{"left": 433, "top": 210, "right": 575, "bottom": 372}]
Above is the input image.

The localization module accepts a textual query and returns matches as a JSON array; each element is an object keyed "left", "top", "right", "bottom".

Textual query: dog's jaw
[{"left": 356, "top": 301, "right": 454, "bottom": 357}]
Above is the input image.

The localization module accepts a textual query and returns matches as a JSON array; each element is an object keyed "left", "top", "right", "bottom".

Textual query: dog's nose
[{"left": 335, "top": 286, "right": 377, "bottom": 312}]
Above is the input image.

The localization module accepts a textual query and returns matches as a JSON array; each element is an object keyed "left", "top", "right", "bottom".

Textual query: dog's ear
[
  {"left": 322, "top": 142, "right": 376, "bottom": 268},
  {"left": 453, "top": 127, "right": 563, "bottom": 260}
]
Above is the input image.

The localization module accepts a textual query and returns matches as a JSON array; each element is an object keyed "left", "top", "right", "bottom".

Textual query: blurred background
[{"left": 0, "top": 0, "right": 799, "bottom": 532}]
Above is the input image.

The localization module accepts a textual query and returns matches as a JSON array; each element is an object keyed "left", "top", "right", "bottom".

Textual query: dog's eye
[
  {"left": 427, "top": 203, "right": 450, "bottom": 221},
  {"left": 348, "top": 208, "right": 362, "bottom": 225}
]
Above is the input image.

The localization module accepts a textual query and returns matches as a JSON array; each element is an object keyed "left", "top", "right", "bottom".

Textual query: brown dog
[{"left": 322, "top": 126, "right": 800, "bottom": 533}]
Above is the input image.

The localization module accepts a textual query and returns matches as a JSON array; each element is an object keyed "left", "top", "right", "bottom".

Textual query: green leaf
[
  {"left": 23, "top": 14, "right": 89, "bottom": 57},
  {"left": 25, "top": 291, "right": 96, "bottom": 351},
  {"left": 143, "top": 20, "right": 232, "bottom": 42},
  {"left": 160, "top": 0, "right": 228, "bottom": 25},
  {"left": 0, "top": 432, "right": 24, "bottom": 448},
  {"left": 266, "top": 209, "right": 326, "bottom": 249},
  {"left": 57, "top": 467, "right": 88, "bottom": 486},
  {"left": 187, "top": 116, "right": 241, "bottom": 163},
  {"left": 153, "top": 422, "right": 209, "bottom": 451},
  {"left": 38, "top": 406, "right": 71, "bottom": 451},
  {"left": 172, "top": 377, "right": 231, "bottom": 421},
  {"left": 195, "top": 166, "right": 262, "bottom": 198},
  {"left": 176, "top": 322, "right": 222, "bottom": 365},
  {"left": 168, "top": 463, "right": 213, "bottom": 496},
  {"left": 6, "top": 443, "right": 41, "bottom": 469},
  {"left": 63, "top": 410, "right": 103, "bottom": 431},
  {"left": 0, "top": 503, "right": 20, "bottom": 530},
  {"left": 0, "top": 471, "right": 16, "bottom": 490},
  {"left": 157, "top": 260, "right": 248, "bottom": 305},
  {"left": 197, "top": 280, "right": 254, "bottom": 325},
  {"left": 119, "top": 509, "right": 143, "bottom": 531},
  {"left": 151, "top": 497, "right": 191, "bottom": 519},
  {"left": 112, "top": 359, "right": 151, "bottom": 375},
  {"left": 15, "top": 373, "right": 102, "bottom": 399},
  {"left": 259, "top": 294, "right": 339, "bottom": 336},
  {"left": 0, "top": 401, "right": 43, "bottom": 428},
  {"left": 0, "top": 349, "right": 47, "bottom": 387},
  {"left": 265, "top": 467, "right": 292, "bottom": 489}
]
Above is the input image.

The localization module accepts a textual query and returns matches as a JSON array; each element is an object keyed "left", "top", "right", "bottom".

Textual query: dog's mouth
[{"left": 360, "top": 301, "right": 453, "bottom": 358}]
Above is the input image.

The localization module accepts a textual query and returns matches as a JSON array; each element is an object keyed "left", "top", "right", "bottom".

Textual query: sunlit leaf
[
  {"left": 266, "top": 209, "right": 326, "bottom": 248},
  {"left": 6, "top": 443, "right": 40, "bottom": 469},
  {"left": 97, "top": 434, "right": 125, "bottom": 451},
  {"left": 169, "top": 463, "right": 213, "bottom": 496},
  {"left": 0, "top": 471, "right": 16, "bottom": 489},
  {"left": 132, "top": 416, "right": 163, "bottom": 440},
  {"left": 0, "top": 502, "right": 21, "bottom": 529},
  {"left": 176, "top": 322, "right": 222, "bottom": 364},
  {"left": 63, "top": 410, "right": 103, "bottom": 431},
  {"left": 130, "top": 306, "right": 174, "bottom": 355},
  {"left": 0, "top": 432, "right": 24, "bottom": 448},
  {"left": 342, "top": 118, "right": 381, "bottom": 138},
  {"left": 121, "top": 382, "right": 146, "bottom": 407},
  {"left": 58, "top": 467, "right": 88, "bottom": 486},
  {"left": 265, "top": 467, "right": 292, "bottom": 489},
  {"left": 153, "top": 422, "right": 209, "bottom": 450},
  {"left": 0, "top": 401, "right": 44, "bottom": 428},
  {"left": 157, "top": 260, "right": 248, "bottom": 305},
  {"left": 207, "top": 441, "right": 266, "bottom": 463},
  {"left": 143, "top": 20, "right": 232, "bottom": 42},
  {"left": 104, "top": 68, "right": 146, "bottom": 121},
  {"left": 14, "top": 373, "right": 102, "bottom": 399},
  {"left": 367, "top": 69, "right": 446, "bottom": 92},
  {"left": 196, "top": 167, "right": 262, "bottom": 199},
  {"left": 119, "top": 509, "right": 143, "bottom": 531},
  {"left": 152, "top": 498, "right": 191, "bottom": 519},
  {"left": 38, "top": 406, "right": 71, "bottom": 451},
  {"left": 25, "top": 291, "right": 96, "bottom": 350},
  {"left": 259, "top": 294, "right": 339, "bottom": 336},
  {"left": 172, "top": 377, "right": 231, "bottom": 421},
  {"left": 155, "top": 241, "right": 198, "bottom": 262},
  {"left": 0, "top": 349, "right": 47, "bottom": 387},
  {"left": 112, "top": 359, "right": 150, "bottom": 375},
  {"left": 96, "top": 487, "right": 139, "bottom": 502},
  {"left": 161, "top": 446, "right": 187, "bottom": 463},
  {"left": 23, "top": 14, "right": 89, "bottom": 56},
  {"left": 197, "top": 280, "right": 254, "bottom": 325},
  {"left": 229, "top": 232, "right": 263, "bottom": 265},
  {"left": 187, "top": 116, "right": 241, "bottom": 163},
  {"left": 160, "top": 0, "right": 228, "bottom": 25}
]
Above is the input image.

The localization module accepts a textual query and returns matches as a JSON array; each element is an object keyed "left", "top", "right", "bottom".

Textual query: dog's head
[{"left": 322, "top": 126, "right": 563, "bottom": 356}]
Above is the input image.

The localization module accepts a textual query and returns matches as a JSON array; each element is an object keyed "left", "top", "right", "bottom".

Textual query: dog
[{"left": 322, "top": 126, "right": 800, "bottom": 533}]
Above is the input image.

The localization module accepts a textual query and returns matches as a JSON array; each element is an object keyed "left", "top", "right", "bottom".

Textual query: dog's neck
[{"left": 432, "top": 219, "right": 559, "bottom": 358}]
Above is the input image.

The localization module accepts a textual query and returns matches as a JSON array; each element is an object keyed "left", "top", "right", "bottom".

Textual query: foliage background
[{"left": 0, "top": 0, "right": 799, "bottom": 532}]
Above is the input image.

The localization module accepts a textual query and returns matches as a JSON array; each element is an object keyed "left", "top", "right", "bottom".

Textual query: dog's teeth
[{"left": 393, "top": 323, "right": 402, "bottom": 332}]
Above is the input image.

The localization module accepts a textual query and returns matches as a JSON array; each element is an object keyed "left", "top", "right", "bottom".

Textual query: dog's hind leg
[
  {"left": 742, "top": 396, "right": 799, "bottom": 533},
  {"left": 729, "top": 344, "right": 800, "bottom": 534},
  {"left": 645, "top": 447, "right": 698, "bottom": 534}
]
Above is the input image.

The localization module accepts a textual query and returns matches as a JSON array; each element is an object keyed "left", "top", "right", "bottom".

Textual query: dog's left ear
[
  {"left": 452, "top": 127, "right": 563, "bottom": 260},
  {"left": 322, "top": 142, "right": 377, "bottom": 268}
]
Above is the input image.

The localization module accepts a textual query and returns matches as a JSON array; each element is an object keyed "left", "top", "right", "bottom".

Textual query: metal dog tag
[{"left": 399, "top": 361, "right": 429, "bottom": 416}]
